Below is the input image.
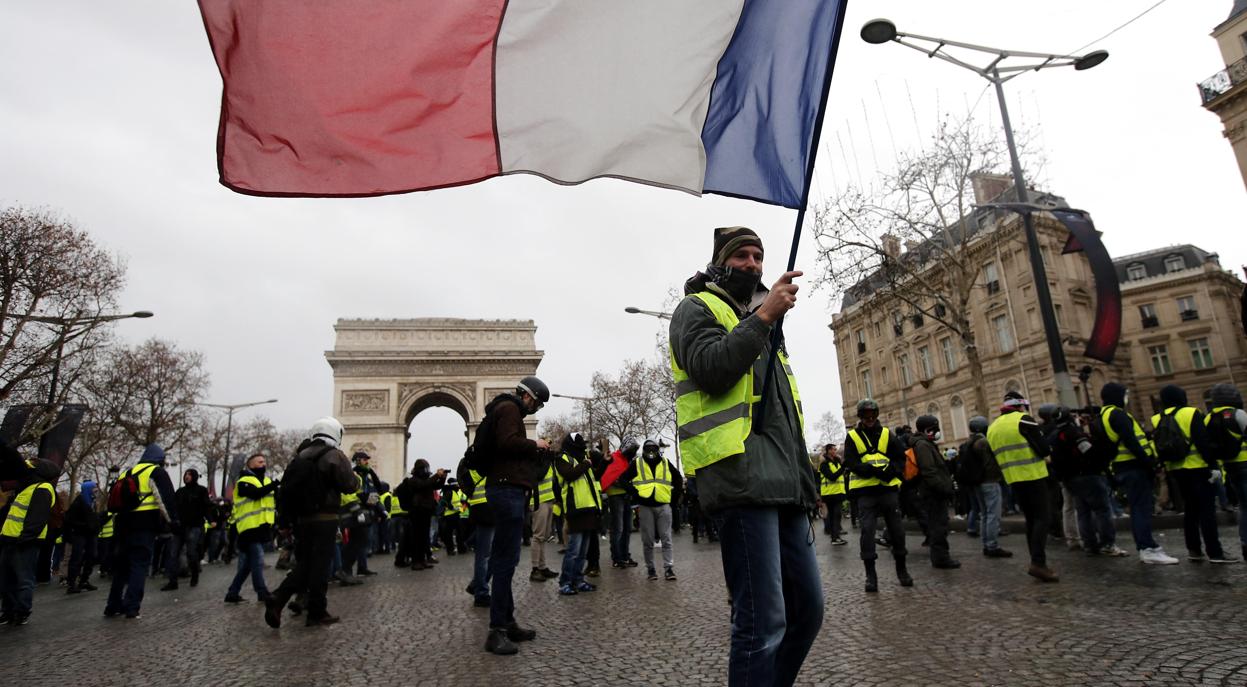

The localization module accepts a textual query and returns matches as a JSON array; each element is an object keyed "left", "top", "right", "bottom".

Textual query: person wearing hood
[
  {"left": 912, "top": 416, "right": 960, "bottom": 570},
  {"left": 987, "top": 391, "right": 1058, "bottom": 583},
  {"left": 1205, "top": 383, "right": 1247, "bottom": 560},
  {"left": 619, "top": 438, "right": 683, "bottom": 581},
  {"left": 553, "top": 433, "right": 601, "bottom": 595},
  {"left": 164, "top": 468, "right": 212, "bottom": 591},
  {"left": 396, "top": 458, "right": 447, "bottom": 571},
  {"left": 105, "top": 443, "right": 179, "bottom": 620},
  {"left": 64, "top": 480, "right": 102, "bottom": 594},
  {"left": 668, "top": 226, "right": 822, "bottom": 686},
  {"left": 225, "top": 453, "right": 278, "bottom": 603},
  {"left": 1153, "top": 384, "right": 1237, "bottom": 564},
  {"left": 1096, "top": 383, "right": 1179, "bottom": 565},
  {"left": 0, "top": 455, "right": 61, "bottom": 625},
  {"left": 601, "top": 438, "right": 639, "bottom": 569}
]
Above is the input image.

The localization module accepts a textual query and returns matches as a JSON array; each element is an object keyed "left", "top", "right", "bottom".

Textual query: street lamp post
[
  {"left": 551, "top": 393, "right": 597, "bottom": 448},
  {"left": 860, "top": 19, "right": 1107, "bottom": 410},
  {"left": 198, "top": 399, "right": 278, "bottom": 497},
  {"left": 623, "top": 306, "right": 672, "bottom": 320}
]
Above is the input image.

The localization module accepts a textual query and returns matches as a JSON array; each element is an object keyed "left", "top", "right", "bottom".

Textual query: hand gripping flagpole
[{"left": 756, "top": 5, "right": 848, "bottom": 426}]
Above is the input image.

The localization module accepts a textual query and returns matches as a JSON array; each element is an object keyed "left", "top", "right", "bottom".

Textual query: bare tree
[
  {"left": 811, "top": 411, "right": 846, "bottom": 453},
  {"left": 581, "top": 358, "right": 675, "bottom": 448},
  {"left": 538, "top": 411, "right": 583, "bottom": 446},
  {"left": 90, "top": 338, "right": 210, "bottom": 452},
  {"left": 812, "top": 118, "right": 1039, "bottom": 416}
]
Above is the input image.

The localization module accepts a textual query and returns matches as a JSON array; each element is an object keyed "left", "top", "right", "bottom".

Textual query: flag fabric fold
[{"left": 197, "top": 0, "right": 847, "bottom": 208}]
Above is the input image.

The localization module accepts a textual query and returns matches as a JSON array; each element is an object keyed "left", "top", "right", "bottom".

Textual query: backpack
[
  {"left": 276, "top": 443, "right": 334, "bottom": 522},
  {"left": 107, "top": 464, "right": 157, "bottom": 513},
  {"left": 1152, "top": 409, "right": 1191, "bottom": 463},
  {"left": 902, "top": 447, "right": 920, "bottom": 482},
  {"left": 1087, "top": 409, "right": 1118, "bottom": 465},
  {"left": 467, "top": 399, "right": 507, "bottom": 477}
]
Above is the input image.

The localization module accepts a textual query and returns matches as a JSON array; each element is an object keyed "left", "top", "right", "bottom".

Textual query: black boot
[
  {"left": 896, "top": 556, "right": 914, "bottom": 587},
  {"left": 864, "top": 560, "right": 878, "bottom": 593}
]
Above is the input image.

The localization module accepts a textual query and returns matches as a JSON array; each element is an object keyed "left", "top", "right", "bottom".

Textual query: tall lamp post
[
  {"left": 551, "top": 393, "right": 599, "bottom": 448},
  {"left": 622, "top": 306, "right": 684, "bottom": 468},
  {"left": 860, "top": 18, "right": 1108, "bottom": 410},
  {"left": 198, "top": 398, "right": 278, "bottom": 497}
]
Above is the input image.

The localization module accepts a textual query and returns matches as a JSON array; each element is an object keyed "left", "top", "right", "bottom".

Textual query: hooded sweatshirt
[
  {"left": 0, "top": 459, "right": 61, "bottom": 544},
  {"left": 117, "top": 444, "right": 179, "bottom": 532},
  {"left": 175, "top": 469, "right": 212, "bottom": 529},
  {"left": 64, "top": 481, "right": 101, "bottom": 537},
  {"left": 1100, "top": 383, "right": 1151, "bottom": 469},
  {"left": 478, "top": 393, "right": 545, "bottom": 490},
  {"left": 1157, "top": 385, "right": 1214, "bottom": 465}
]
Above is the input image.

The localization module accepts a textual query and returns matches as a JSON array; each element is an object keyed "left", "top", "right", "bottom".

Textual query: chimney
[
  {"left": 971, "top": 173, "right": 1012, "bottom": 205},
  {"left": 881, "top": 233, "right": 901, "bottom": 259},
  {"left": 904, "top": 239, "right": 920, "bottom": 252}
]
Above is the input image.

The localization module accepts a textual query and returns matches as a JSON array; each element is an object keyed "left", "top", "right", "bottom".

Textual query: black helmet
[
  {"left": 1036, "top": 403, "right": 1059, "bottom": 423},
  {"left": 915, "top": 415, "right": 939, "bottom": 433},
  {"left": 1209, "top": 383, "right": 1243, "bottom": 409},
  {"left": 620, "top": 437, "right": 639, "bottom": 458},
  {"left": 516, "top": 376, "right": 550, "bottom": 407},
  {"left": 968, "top": 415, "right": 989, "bottom": 434},
  {"left": 856, "top": 399, "right": 879, "bottom": 416}
]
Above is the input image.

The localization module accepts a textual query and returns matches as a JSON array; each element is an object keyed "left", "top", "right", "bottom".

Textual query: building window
[
  {"left": 918, "top": 346, "right": 934, "bottom": 379},
  {"left": 950, "top": 396, "right": 967, "bottom": 440},
  {"left": 873, "top": 321, "right": 882, "bottom": 338},
  {"left": 892, "top": 313, "right": 904, "bottom": 337},
  {"left": 1178, "top": 295, "right": 1199, "bottom": 321},
  {"left": 898, "top": 354, "right": 913, "bottom": 386},
  {"left": 1139, "top": 303, "right": 1158, "bottom": 329},
  {"left": 1188, "top": 338, "right": 1214, "bottom": 370},
  {"left": 1164, "top": 254, "right": 1186, "bottom": 273},
  {"left": 1054, "top": 303, "right": 1065, "bottom": 328},
  {"left": 856, "top": 329, "right": 867, "bottom": 354},
  {"left": 984, "top": 262, "right": 1000, "bottom": 295},
  {"left": 940, "top": 337, "right": 957, "bottom": 372},
  {"left": 861, "top": 370, "right": 874, "bottom": 398},
  {"left": 993, "top": 314, "right": 1014, "bottom": 353},
  {"left": 1126, "top": 263, "right": 1147, "bottom": 281},
  {"left": 1148, "top": 345, "right": 1173, "bottom": 375}
]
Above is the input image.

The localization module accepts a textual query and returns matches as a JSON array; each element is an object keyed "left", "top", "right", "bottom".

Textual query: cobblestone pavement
[{"left": 3, "top": 525, "right": 1246, "bottom": 686}]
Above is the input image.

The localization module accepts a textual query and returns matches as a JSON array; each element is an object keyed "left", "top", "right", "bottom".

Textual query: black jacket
[
  {"left": 234, "top": 468, "right": 278, "bottom": 543},
  {"left": 398, "top": 471, "right": 445, "bottom": 513},
  {"left": 64, "top": 494, "right": 100, "bottom": 537},
  {"left": 0, "top": 459, "right": 60, "bottom": 544},
  {"left": 478, "top": 394, "right": 546, "bottom": 490},
  {"left": 175, "top": 481, "right": 212, "bottom": 529},
  {"left": 619, "top": 456, "right": 684, "bottom": 508},
  {"left": 913, "top": 437, "right": 955, "bottom": 499},
  {"left": 817, "top": 458, "right": 846, "bottom": 495},
  {"left": 1103, "top": 407, "right": 1152, "bottom": 472},
  {"left": 843, "top": 422, "right": 907, "bottom": 494}
]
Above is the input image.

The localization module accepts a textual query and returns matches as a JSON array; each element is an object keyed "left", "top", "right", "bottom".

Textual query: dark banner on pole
[
  {"left": 0, "top": 404, "right": 36, "bottom": 449},
  {"left": 1054, "top": 209, "right": 1121, "bottom": 364},
  {"left": 38, "top": 404, "right": 89, "bottom": 469}
]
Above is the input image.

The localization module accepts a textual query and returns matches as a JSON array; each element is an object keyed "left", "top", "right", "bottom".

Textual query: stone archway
[{"left": 325, "top": 318, "right": 544, "bottom": 485}]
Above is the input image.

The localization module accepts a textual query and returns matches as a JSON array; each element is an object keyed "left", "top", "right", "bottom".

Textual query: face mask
[
  {"left": 932, "top": 430, "right": 942, "bottom": 442},
  {"left": 710, "top": 265, "right": 762, "bottom": 304},
  {"left": 252, "top": 466, "right": 266, "bottom": 480},
  {"left": 1122, "top": 393, "right": 1129, "bottom": 407}
]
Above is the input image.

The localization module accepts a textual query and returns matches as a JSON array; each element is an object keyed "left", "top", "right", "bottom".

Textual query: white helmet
[{"left": 310, "top": 416, "right": 344, "bottom": 448}]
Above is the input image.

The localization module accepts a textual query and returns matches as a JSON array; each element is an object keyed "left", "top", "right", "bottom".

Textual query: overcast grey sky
[{"left": 2, "top": 1, "right": 1243, "bottom": 472}]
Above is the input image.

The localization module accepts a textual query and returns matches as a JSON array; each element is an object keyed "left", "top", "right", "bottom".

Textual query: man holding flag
[{"left": 669, "top": 227, "right": 823, "bottom": 686}]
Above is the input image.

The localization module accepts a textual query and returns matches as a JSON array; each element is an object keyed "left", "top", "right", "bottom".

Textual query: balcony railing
[
  {"left": 1180, "top": 309, "right": 1200, "bottom": 322},
  {"left": 1141, "top": 315, "right": 1159, "bottom": 329},
  {"left": 1199, "top": 57, "right": 1247, "bottom": 105}
]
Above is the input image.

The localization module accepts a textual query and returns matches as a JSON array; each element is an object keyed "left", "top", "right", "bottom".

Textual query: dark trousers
[
  {"left": 66, "top": 533, "right": 98, "bottom": 587},
  {"left": 924, "top": 494, "right": 953, "bottom": 565},
  {"left": 586, "top": 528, "right": 600, "bottom": 569},
  {"left": 486, "top": 484, "right": 526, "bottom": 629},
  {"left": 857, "top": 490, "right": 907, "bottom": 561},
  {"left": 97, "top": 537, "right": 113, "bottom": 574},
  {"left": 825, "top": 495, "right": 845, "bottom": 540},
  {"left": 1174, "top": 469, "right": 1225, "bottom": 558},
  {"left": 607, "top": 494, "right": 632, "bottom": 563},
  {"left": 272, "top": 519, "right": 336, "bottom": 620},
  {"left": 0, "top": 542, "right": 41, "bottom": 617},
  {"left": 1011, "top": 478, "right": 1050, "bottom": 567},
  {"left": 406, "top": 509, "right": 433, "bottom": 564},
  {"left": 342, "top": 523, "right": 370, "bottom": 574},
  {"left": 106, "top": 528, "right": 156, "bottom": 615},
  {"left": 439, "top": 515, "right": 462, "bottom": 554},
  {"left": 228, "top": 540, "right": 268, "bottom": 596},
  {"left": 167, "top": 527, "right": 203, "bottom": 582}
]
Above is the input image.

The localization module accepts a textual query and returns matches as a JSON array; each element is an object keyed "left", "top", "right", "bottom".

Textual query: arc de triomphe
[{"left": 325, "top": 318, "right": 543, "bottom": 485}]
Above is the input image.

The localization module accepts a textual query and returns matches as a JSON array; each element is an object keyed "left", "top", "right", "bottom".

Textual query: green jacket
[{"left": 668, "top": 283, "right": 817, "bottom": 513}]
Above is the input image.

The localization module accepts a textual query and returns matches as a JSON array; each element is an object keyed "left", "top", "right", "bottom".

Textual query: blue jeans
[
  {"left": 965, "top": 488, "right": 981, "bottom": 535},
  {"left": 106, "top": 528, "right": 156, "bottom": 615},
  {"left": 976, "top": 483, "right": 1003, "bottom": 551},
  {"left": 711, "top": 506, "right": 823, "bottom": 687},
  {"left": 1070, "top": 475, "right": 1116, "bottom": 550},
  {"left": 486, "top": 484, "right": 526, "bottom": 628},
  {"left": 471, "top": 523, "right": 494, "bottom": 602},
  {"left": 608, "top": 494, "right": 632, "bottom": 563},
  {"left": 228, "top": 540, "right": 268, "bottom": 597},
  {"left": 0, "top": 542, "right": 41, "bottom": 617},
  {"left": 167, "top": 526, "right": 203, "bottom": 581},
  {"left": 559, "top": 531, "right": 589, "bottom": 586},
  {"left": 1114, "top": 468, "right": 1158, "bottom": 551},
  {"left": 1227, "top": 463, "right": 1247, "bottom": 547}
]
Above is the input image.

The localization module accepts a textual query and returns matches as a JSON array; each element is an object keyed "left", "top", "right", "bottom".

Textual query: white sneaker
[
  {"left": 1100, "top": 545, "right": 1129, "bottom": 557},
  {"left": 1140, "top": 548, "right": 1179, "bottom": 565}
]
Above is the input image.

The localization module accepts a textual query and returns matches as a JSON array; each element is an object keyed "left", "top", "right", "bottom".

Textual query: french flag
[{"left": 198, "top": 0, "right": 847, "bottom": 209}]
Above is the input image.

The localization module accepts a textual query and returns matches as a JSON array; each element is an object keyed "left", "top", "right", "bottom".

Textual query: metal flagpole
[{"left": 756, "top": 5, "right": 849, "bottom": 423}]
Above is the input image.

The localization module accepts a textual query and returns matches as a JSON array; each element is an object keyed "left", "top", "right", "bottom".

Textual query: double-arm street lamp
[
  {"left": 19, "top": 310, "right": 155, "bottom": 407},
  {"left": 198, "top": 398, "right": 278, "bottom": 496},
  {"left": 861, "top": 19, "right": 1108, "bottom": 410}
]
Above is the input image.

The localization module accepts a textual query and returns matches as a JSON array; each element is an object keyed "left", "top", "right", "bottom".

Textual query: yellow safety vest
[
  {"left": 1208, "top": 407, "right": 1247, "bottom": 465},
  {"left": 846, "top": 428, "right": 900, "bottom": 491},
  {"left": 466, "top": 470, "right": 488, "bottom": 509},
  {"left": 1100, "top": 405, "right": 1154, "bottom": 465},
  {"left": 536, "top": 467, "right": 556, "bottom": 504},
  {"left": 443, "top": 489, "right": 462, "bottom": 516},
  {"left": 987, "top": 413, "right": 1048, "bottom": 484},
  {"left": 232, "top": 475, "right": 276, "bottom": 534},
  {"left": 340, "top": 473, "right": 363, "bottom": 507},
  {"left": 671, "top": 291, "right": 804, "bottom": 473},
  {"left": 1151, "top": 407, "right": 1208, "bottom": 470},
  {"left": 820, "top": 462, "right": 846, "bottom": 496},
  {"left": 1, "top": 482, "right": 55, "bottom": 540},
  {"left": 100, "top": 514, "right": 115, "bottom": 539},
  {"left": 382, "top": 492, "right": 407, "bottom": 517},
  {"left": 632, "top": 458, "right": 673, "bottom": 504},
  {"left": 126, "top": 463, "right": 160, "bottom": 513},
  {"left": 559, "top": 453, "right": 603, "bottom": 515}
]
